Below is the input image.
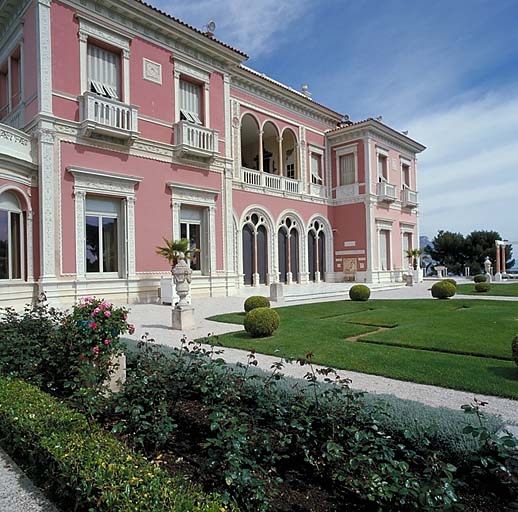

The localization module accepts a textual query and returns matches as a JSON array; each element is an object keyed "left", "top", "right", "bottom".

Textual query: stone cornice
[{"left": 63, "top": 0, "right": 244, "bottom": 73}]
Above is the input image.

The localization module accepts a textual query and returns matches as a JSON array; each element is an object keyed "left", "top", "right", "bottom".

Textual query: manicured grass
[
  {"left": 208, "top": 299, "right": 518, "bottom": 399},
  {"left": 457, "top": 282, "right": 518, "bottom": 297}
]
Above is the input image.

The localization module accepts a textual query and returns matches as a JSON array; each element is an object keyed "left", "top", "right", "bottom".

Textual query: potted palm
[
  {"left": 156, "top": 238, "right": 197, "bottom": 304},
  {"left": 405, "top": 248, "right": 422, "bottom": 283}
]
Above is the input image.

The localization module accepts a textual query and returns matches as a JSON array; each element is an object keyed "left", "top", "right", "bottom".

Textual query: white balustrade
[
  {"left": 265, "top": 173, "right": 281, "bottom": 190},
  {"left": 2, "top": 106, "right": 24, "bottom": 130},
  {"left": 310, "top": 183, "right": 328, "bottom": 198},
  {"left": 175, "top": 121, "right": 218, "bottom": 157},
  {"left": 401, "top": 188, "right": 418, "bottom": 206},
  {"left": 81, "top": 92, "right": 138, "bottom": 140},
  {"left": 283, "top": 177, "right": 299, "bottom": 193},
  {"left": 376, "top": 181, "right": 397, "bottom": 202}
]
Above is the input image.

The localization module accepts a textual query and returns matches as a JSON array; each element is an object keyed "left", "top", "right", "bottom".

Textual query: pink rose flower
[
  {"left": 90, "top": 322, "right": 98, "bottom": 329},
  {"left": 103, "top": 338, "right": 111, "bottom": 345},
  {"left": 123, "top": 314, "right": 128, "bottom": 321},
  {"left": 129, "top": 324, "right": 135, "bottom": 334},
  {"left": 104, "top": 310, "right": 111, "bottom": 318},
  {"left": 92, "top": 346, "right": 100, "bottom": 355}
]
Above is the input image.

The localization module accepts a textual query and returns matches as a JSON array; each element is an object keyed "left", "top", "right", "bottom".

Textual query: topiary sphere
[
  {"left": 431, "top": 281, "right": 456, "bottom": 299},
  {"left": 244, "top": 295, "right": 270, "bottom": 313},
  {"left": 444, "top": 278, "right": 457, "bottom": 287},
  {"left": 512, "top": 335, "right": 518, "bottom": 367},
  {"left": 474, "top": 281, "right": 491, "bottom": 293},
  {"left": 349, "top": 284, "right": 371, "bottom": 302},
  {"left": 474, "top": 274, "right": 488, "bottom": 283},
  {"left": 244, "top": 307, "right": 280, "bottom": 338}
]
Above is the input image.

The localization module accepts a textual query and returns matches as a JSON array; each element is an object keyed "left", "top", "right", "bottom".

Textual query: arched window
[
  {"left": 278, "top": 216, "right": 300, "bottom": 284},
  {"left": 308, "top": 219, "right": 326, "bottom": 282},
  {"left": 262, "top": 121, "right": 280, "bottom": 174},
  {"left": 0, "top": 191, "right": 23, "bottom": 280},
  {"left": 240, "top": 114, "right": 260, "bottom": 170},
  {"left": 281, "top": 129, "right": 298, "bottom": 179},
  {"left": 242, "top": 212, "right": 268, "bottom": 285}
]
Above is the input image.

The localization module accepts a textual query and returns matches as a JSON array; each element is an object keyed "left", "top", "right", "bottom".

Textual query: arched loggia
[{"left": 278, "top": 216, "right": 300, "bottom": 284}]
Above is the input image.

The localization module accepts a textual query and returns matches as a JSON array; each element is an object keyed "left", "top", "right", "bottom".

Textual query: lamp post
[{"left": 171, "top": 257, "right": 195, "bottom": 330}]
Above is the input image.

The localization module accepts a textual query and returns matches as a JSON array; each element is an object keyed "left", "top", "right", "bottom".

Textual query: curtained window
[
  {"left": 339, "top": 153, "right": 355, "bottom": 186},
  {"left": 0, "top": 191, "right": 23, "bottom": 280},
  {"left": 179, "top": 79, "right": 203, "bottom": 124},
  {"left": 311, "top": 154, "right": 323, "bottom": 184},
  {"left": 87, "top": 43, "right": 121, "bottom": 100}
]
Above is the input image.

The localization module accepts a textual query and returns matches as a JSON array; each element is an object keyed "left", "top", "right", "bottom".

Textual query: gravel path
[
  {"left": 126, "top": 281, "right": 518, "bottom": 424},
  {"left": 0, "top": 449, "right": 58, "bottom": 512}
]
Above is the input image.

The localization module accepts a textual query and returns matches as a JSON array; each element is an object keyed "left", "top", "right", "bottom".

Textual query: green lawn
[
  {"left": 208, "top": 299, "right": 518, "bottom": 399},
  {"left": 457, "top": 282, "right": 518, "bottom": 297}
]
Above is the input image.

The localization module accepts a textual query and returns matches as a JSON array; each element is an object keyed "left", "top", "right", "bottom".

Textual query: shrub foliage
[
  {"left": 349, "top": 284, "right": 371, "bottom": 301},
  {"left": 431, "top": 281, "right": 456, "bottom": 299},
  {"left": 474, "top": 282, "right": 491, "bottom": 293},
  {"left": 244, "top": 307, "right": 280, "bottom": 338},
  {"left": 474, "top": 274, "right": 488, "bottom": 283},
  {"left": 443, "top": 278, "right": 457, "bottom": 287},
  {"left": 244, "top": 295, "right": 270, "bottom": 313}
]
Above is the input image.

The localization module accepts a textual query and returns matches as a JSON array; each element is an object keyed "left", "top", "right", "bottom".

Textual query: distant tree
[
  {"left": 425, "top": 230, "right": 466, "bottom": 275},
  {"left": 464, "top": 230, "right": 514, "bottom": 274},
  {"left": 425, "top": 229, "right": 515, "bottom": 276}
]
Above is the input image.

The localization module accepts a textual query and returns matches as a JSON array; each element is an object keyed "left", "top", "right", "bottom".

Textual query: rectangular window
[
  {"left": 0, "top": 64, "right": 8, "bottom": 120},
  {"left": 87, "top": 43, "right": 121, "bottom": 100},
  {"left": 85, "top": 197, "right": 120, "bottom": 274},
  {"left": 378, "top": 154, "right": 388, "bottom": 182},
  {"left": 402, "top": 163, "right": 410, "bottom": 188},
  {"left": 379, "top": 229, "right": 391, "bottom": 271},
  {"left": 311, "top": 154, "right": 322, "bottom": 184},
  {"left": 180, "top": 205, "right": 206, "bottom": 272},
  {"left": 179, "top": 79, "right": 202, "bottom": 124},
  {"left": 403, "top": 232, "right": 413, "bottom": 268},
  {"left": 339, "top": 153, "right": 356, "bottom": 186}
]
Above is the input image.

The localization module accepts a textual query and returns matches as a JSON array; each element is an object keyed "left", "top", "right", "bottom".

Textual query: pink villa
[{"left": 0, "top": 0, "right": 425, "bottom": 307}]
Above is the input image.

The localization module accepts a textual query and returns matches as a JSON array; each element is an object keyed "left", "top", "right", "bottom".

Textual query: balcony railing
[
  {"left": 0, "top": 104, "right": 24, "bottom": 130},
  {"left": 174, "top": 121, "right": 219, "bottom": 161},
  {"left": 376, "top": 181, "right": 397, "bottom": 202},
  {"left": 243, "top": 168, "right": 300, "bottom": 194},
  {"left": 401, "top": 188, "right": 418, "bottom": 207},
  {"left": 79, "top": 92, "right": 139, "bottom": 143},
  {"left": 309, "top": 183, "right": 328, "bottom": 198}
]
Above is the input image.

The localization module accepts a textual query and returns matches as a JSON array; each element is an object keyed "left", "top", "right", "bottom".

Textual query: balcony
[
  {"left": 376, "top": 181, "right": 397, "bottom": 202},
  {"left": 310, "top": 183, "right": 328, "bottom": 199},
  {"left": 242, "top": 168, "right": 301, "bottom": 194},
  {"left": 401, "top": 188, "right": 418, "bottom": 207},
  {"left": 79, "top": 92, "right": 139, "bottom": 144},
  {"left": 0, "top": 103, "right": 24, "bottom": 130},
  {"left": 174, "top": 121, "right": 219, "bottom": 161}
]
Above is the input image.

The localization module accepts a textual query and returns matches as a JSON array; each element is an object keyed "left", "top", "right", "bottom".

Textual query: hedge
[
  {"left": 349, "top": 284, "right": 371, "bottom": 301},
  {"left": 431, "top": 281, "right": 456, "bottom": 299},
  {"left": 474, "top": 274, "right": 488, "bottom": 283},
  {"left": 0, "top": 377, "right": 232, "bottom": 512},
  {"left": 244, "top": 307, "right": 280, "bottom": 337},
  {"left": 474, "top": 282, "right": 491, "bottom": 293},
  {"left": 244, "top": 296, "right": 270, "bottom": 313}
]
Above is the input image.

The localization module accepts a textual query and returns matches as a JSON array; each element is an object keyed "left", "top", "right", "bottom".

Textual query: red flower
[
  {"left": 90, "top": 322, "right": 98, "bottom": 329},
  {"left": 92, "top": 346, "right": 100, "bottom": 355},
  {"left": 128, "top": 324, "right": 135, "bottom": 334}
]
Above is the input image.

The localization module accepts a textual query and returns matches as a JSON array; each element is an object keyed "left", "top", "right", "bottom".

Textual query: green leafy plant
[
  {"left": 475, "top": 282, "right": 491, "bottom": 293},
  {"left": 349, "top": 284, "right": 371, "bottom": 301},
  {"left": 474, "top": 274, "right": 488, "bottom": 283},
  {"left": 244, "top": 307, "right": 280, "bottom": 338},
  {"left": 431, "top": 281, "right": 456, "bottom": 299},
  {"left": 156, "top": 238, "right": 198, "bottom": 268},
  {"left": 443, "top": 278, "right": 457, "bottom": 287},
  {"left": 406, "top": 248, "right": 422, "bottom": 270},
  {"left": 244, "top": 295, "right": 270, "bottom": 313}
]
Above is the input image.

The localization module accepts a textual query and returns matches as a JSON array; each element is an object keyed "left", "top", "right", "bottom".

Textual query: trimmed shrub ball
[
  {"left": 474, "top": 274, "right": 488, "bottom": 283},
  {"left": 474, "top": 281, "right": 491, "bottom": 293},
  {"left": 512, "top": 335, "right": 518, "bottom": 367},
  {"left": 244, "top": 307, "right": 280, "bottom": 338},
  {"left": 349, "top": 284, "right": 371, "bottom": 302},
  {"left": 244, "top": 295, "right": 270, "bottom": 313},
  {"left": 431, "top": 281, "right": 456, "bottom": 299},
  {"left": 444, "top": 278, "right": 457, "bottom": 287}
]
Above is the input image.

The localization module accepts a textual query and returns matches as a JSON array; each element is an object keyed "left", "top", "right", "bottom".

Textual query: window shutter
[
  {"left": 339, "top": 154, "right": 355, "bottom": 185},
  {"left": 87, "top": 44, "right": 121, "bottom": 99},
  {"left": 179, "top": 79, "right": 202, "bottom": 122}
]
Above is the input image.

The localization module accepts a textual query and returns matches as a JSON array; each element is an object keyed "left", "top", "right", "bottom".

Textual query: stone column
[
  {"left": 258, "top": 130, "right": 264, "bottom": 173},
  {"left": 501, "top": 244, "right": 507, "bottom": 274},
  {"left": 496, "top": 243, "right": 501, "bottom": 274},
  {"left": 277, "top": 136, "right": 283, "bottom": 175},
  {"left": 286, "top": 232, "right": 292, "bottom": 284}
]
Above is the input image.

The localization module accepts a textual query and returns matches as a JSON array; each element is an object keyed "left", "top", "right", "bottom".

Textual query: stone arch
[
  {"left": 261, "top": 120, "right": 281, "bottom": 175},
  {"left": 240, "top": 112, "right": 261, "bottom": 170},
  {"left": 240, "top": 205, "right": 276, "bottom": 286},
  {"left": 280, "top": 127, "right": 298, "bottom": 179},
  {"left": 307, "top": 214, "right": 333, "bottom": 282}
]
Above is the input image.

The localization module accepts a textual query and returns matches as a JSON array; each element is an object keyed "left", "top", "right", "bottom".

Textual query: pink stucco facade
[{"left": 0, "top": 0, "right": 425, "bottom": 306}]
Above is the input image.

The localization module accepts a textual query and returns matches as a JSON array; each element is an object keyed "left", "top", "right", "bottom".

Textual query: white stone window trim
[
  {"left": 376, "top": 146, "right": 389, "bottom": 183},
  {"left": 400, "top": 156, "right": 412, "bottom": 189},
  {"left": 0, "top": 186, "right": 31, "bottom": 282},
  {"left": 77, "top": 16, "right": 131, "bottom": 103},
  {"left": 376, "top": 219, "right": 393, "bottom": 272},
  {"left": 0, "top": 27, "right": 24, "bottom": 115},
  {"left": 400, "top": 223, "right": 415, "bottom": 270},
  {"left": 174, "top": 59, "right": 210, "bottom": 127},
  {"left": 168, "top": 183, "right": 218, "bottom": 275},
  {"left": 68, "top": 167, "right": 142, "bottom": 280},
  {"left": 335, "top": 144, "right": 358, "bottom": 192},
  {"left": 308, "top": 144, "right": 325, "bottom": 185}
]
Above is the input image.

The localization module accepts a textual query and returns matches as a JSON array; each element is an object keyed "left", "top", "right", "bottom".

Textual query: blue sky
[{"left": 154, "top": 0, "right": 518, "bottom": 242}]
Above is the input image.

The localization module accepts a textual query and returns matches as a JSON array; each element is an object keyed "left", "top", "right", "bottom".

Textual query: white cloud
[
  {"left": 153, "top": 0, "right": 312, "bottom": 57},
  {"left": 406, "top": 92, "right": 518, "bottom": 240}
]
